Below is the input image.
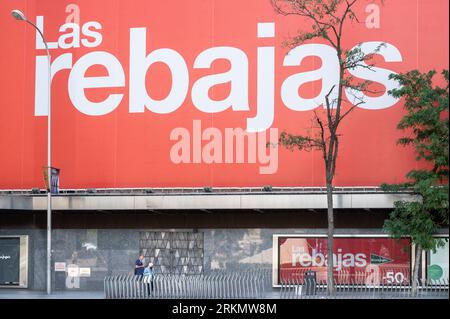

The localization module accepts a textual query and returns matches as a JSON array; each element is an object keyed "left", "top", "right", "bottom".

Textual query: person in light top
[{"left": 143, "top": 262, "right": 155, "bottom": 295}]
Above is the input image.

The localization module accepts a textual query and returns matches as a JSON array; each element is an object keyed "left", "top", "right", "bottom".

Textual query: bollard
[
  {"left": 303, "top": 271, "right": 317, "bottom": 296},
  {"left": 104, "top": 276, "right": 109, "bottom": 299}
]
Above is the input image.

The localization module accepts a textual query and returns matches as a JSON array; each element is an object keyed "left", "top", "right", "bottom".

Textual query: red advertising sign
[
  {"left": 0, "top": 0, "right": 448, "bottom": 189},
  {"left": 278, "top": 237, "right": 411, "bottom": 285}
]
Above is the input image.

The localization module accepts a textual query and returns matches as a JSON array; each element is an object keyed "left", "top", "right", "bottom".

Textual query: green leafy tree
[
  {"left": 382, "top": 70, "right": 449, "bottom": 293},
  {"left": 271, "top": 0, "right": 383, "bottom": 294}
]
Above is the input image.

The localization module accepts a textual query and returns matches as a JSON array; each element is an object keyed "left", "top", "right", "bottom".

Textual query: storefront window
[
  {"left": 427, "top": 239, "right": 449, "bottom": 283},
  {"left": 278, "top": 236, "right": 411, "bottom": 285}
]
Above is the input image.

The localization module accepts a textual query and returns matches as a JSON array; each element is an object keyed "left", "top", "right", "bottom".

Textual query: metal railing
[
  {"left": 104, "top": 270, "right": 448, "bottom": 299},
  {"left": 104, "top": 269, "right": 272, "bottom": 299},
  {"left": 1, "top": 186, "right": 413, "bottom": 196},
  {"left": 279, "top": 278, "right": 449, "bottom": 299}
]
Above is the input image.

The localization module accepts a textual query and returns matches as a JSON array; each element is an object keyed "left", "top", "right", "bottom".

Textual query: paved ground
[
  {"left": 0, "top": 289, "right": 280, "bottom": 299},
  {"left": 1, "top": 289, "right": 447, "bottom": 299},
  {"left": 0, "top": 289, "right": 104, "bottom": 299}
]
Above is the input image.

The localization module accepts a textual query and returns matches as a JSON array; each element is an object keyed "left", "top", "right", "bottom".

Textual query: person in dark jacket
[{"left": 134, "top": 255, "right": 145, "bottom": 276}]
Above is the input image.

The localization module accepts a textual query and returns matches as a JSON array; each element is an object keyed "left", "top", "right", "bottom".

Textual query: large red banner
[
  {"left": 0, "top": 0, "right": 448, "bottom": 189},
  {"left": 278, "top": 237, "right": 411, "bottom": 285}
]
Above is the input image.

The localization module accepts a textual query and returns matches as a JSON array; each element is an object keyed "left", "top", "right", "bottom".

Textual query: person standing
[
  {"left": 143, "top": 262, "right": 155, "bottom": 296},
  {"left": 134, "top": 255, "right": 145, "bottom": 276}
]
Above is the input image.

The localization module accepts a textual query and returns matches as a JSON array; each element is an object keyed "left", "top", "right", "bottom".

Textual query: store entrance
[
  {"left": 139, "top": 231, "right": 204, "bottom": 275},
  {"left": 0, "top": 237, "right": 20, "bottom": 286}
]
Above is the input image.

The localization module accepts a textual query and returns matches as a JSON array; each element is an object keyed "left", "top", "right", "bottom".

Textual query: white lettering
[
  {"left": 58, "top": 23, "right": 81, "bottom": 49},
  {"left": 192, "top": 47, "right": 249, "bottom": 113},
  {"left": 129, "top": 27, "right": 189, "bottom": 114},
  {"left": 282, "top": 44, "right": 339, "bottom": 111},
  {"left": 32, "top": 20, "right": 404, "bottom": 129},
  {"left": 68, "top": 51, "right": 125, "bottom": 116},
  {"left": 346, "top": 42, "right": 402, "bottom": 110},
  {"left": 247, "top": 46, "right": 275, "bottom": 132},
  {"left": 35, "top": 53, "right": 72, "bottom": 116},
  {"left": 35, "top": 16, "right": 58, "bottom": 50},
  {"left": 81, "top": 22, "right": 103, "bottom": 48},
  {"left": 292, "top": 248, "right": 368, "bottom": 270}
]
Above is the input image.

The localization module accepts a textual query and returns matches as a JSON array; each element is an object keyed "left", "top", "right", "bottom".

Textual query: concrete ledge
[{"left": 0, "top": 193, "right": 418, "bottom": 211}]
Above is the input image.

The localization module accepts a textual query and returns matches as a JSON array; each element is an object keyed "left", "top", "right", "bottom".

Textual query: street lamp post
[{"left": 12, "top": 9, "right": 52, "bottom": 295}]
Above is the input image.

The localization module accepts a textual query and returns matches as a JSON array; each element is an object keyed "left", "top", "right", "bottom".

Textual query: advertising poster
[
  {"left": 428, "top": 240, "right": 449, "bottom": 282},
  {"left": 279, "top": 237, "right": 411, "bottom": 285},
  {"left": 0, "top": 0, "right": 448, "bottom": 189},
  {"left": 79, "top": 267, "right": 91, "bottom": 277},
  {"left": 54, "top": 262, "right": 66, "bottom": 272}
]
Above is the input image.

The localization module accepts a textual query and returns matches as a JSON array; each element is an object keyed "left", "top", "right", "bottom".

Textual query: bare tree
[{"left": 271, "top": 0, "right": 383, "bottom": 294}]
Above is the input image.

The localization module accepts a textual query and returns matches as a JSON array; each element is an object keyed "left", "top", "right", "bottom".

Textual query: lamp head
[{"left": 11, "top": 9, "right": 26, "bottom": 21}]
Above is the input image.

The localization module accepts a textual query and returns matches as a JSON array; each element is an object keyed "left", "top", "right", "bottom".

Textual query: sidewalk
[
  {"left": 0, "top": 289, "right": 104, "bottom": 299},
  {"left": 1, "top": 289, "right": 447, "bottom": 299},
  {"left": 0, "top": 289, "right": 280, "bottom": 299}
]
